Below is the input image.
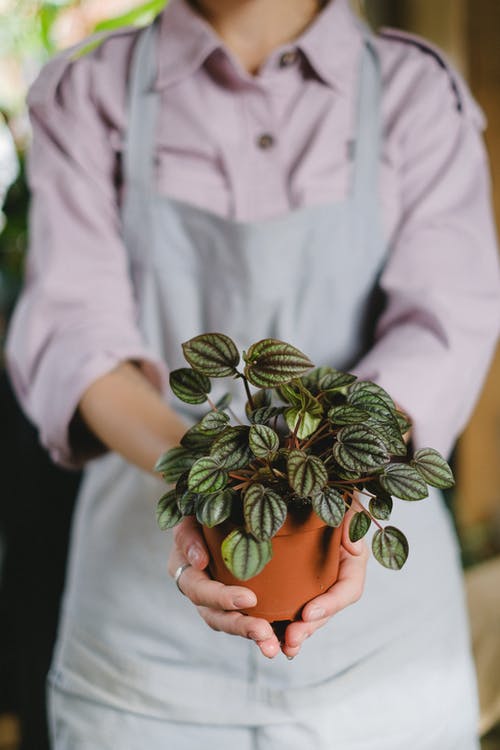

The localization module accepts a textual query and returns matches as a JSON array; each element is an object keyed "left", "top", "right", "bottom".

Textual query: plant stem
[
  {"left": 273, "top": 469, "right": 287, "bottom": 479},
  {"left": 349, "top": 493, "right": 384, "bottom": 531},
  {"left": 227, "top": 406, "right": 243, "bottom": 425},
  {"left": 239, "top": 374, "right": 255, "bottom": 411},
  {"left": 341, "top": 492, "right": 352, "bottom": 509},
  {"left": 300, "top": 423, "right": 330, "bottom": 450},
  {"left": 332, "top": 475, "right": 375, "bottom": 486},
  {"left": 228, "top": 471, "right": 252, "bottom": 481},
  {"left": 231, "top": 481, "right": 250, "bottom": 492},
  {"left": 267, "top": 460, "right": 280, "bottom": 479},
  {"left": 356, "top": 488, "right": 377, "bottom": 499},
  {"left": 291, "top": 413, "right": 303, "bottom": 449},
  {"left": 207, "top": 397, "right": 218, "bottom": 412}
]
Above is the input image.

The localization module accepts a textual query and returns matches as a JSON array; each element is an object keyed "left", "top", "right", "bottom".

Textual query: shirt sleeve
[
  {"left": 353, "top": 50, "right": 500, "bottom": 458},
  {"left": 5, "top": 43, "right": 168, "bottom": 469}
]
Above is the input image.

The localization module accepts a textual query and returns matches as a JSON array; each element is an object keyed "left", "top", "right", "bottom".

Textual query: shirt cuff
[
  {"left": 10, "top": 335, "right": 168, "bottom": 469},
  {"left": 351, "top": 322, "right": 495, "bottom": 460}
]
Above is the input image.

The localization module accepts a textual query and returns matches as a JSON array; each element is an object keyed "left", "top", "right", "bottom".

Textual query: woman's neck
[{"left": 189, "top": 0, "right": 326, "bottom": 74}]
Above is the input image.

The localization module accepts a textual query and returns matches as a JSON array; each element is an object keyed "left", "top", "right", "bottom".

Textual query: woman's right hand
[{"left": 168, "top": 517, "right": 281, "bottom": 658}]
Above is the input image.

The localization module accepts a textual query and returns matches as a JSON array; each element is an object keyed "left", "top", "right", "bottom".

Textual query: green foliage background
[{"left": 0, "top": 1, "right": 166, "bottom": 333}]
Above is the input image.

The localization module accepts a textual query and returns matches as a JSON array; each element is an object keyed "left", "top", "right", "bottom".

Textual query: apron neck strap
[
  {"left": 350, "top": 35, "right": 382, "bottom": 203},
  {"left": 123, "top": 19, "right": 159, "bottom": 190}
]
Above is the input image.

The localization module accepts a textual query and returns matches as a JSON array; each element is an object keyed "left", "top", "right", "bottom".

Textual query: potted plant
[{"left": 155, "top": 333, "right": 454, "bottom": 624}]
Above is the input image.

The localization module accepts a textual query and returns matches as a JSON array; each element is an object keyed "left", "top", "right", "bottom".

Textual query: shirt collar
[
  {"left": 297, "top": 0, "right": 366, "bottom": 95},
  {"left": 154, "top": 0, "right": 222, "bottom": 89},
  {"left": 154, "top": 0, "right": 366, "bottom": 93}
]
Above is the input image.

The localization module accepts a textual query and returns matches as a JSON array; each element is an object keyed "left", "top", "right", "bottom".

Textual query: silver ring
[{"left": 174, "top": 562, "right": 191, "bottom": 595}]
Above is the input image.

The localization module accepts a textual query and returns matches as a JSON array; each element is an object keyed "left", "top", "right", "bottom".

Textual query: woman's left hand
[{"left": 281, "top": 513, "right": 369, "bottom": 659}]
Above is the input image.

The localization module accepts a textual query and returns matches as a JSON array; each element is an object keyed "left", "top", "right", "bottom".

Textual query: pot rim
[
  {"left": 277, "top": 508, "right": 337, "bottom": 536},
  {"left": 206, "top": 507, "right": 342, "bottom": 538}
]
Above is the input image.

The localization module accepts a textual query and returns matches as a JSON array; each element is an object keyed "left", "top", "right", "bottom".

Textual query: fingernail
[
  {"left": 307, "top": 607, "right": 326, "bottom": 621},
  {"left": 233, "top": 595, "right": 256, "bottom": 609},
  {"left": 289, "top": 633, "right": 306, "bottom": 648},
  {"left": 286, "top": 655, "right": 295, "bottom": 661},
  {"left": 187, "top": 545, "right": 203, "bottom": 567}
]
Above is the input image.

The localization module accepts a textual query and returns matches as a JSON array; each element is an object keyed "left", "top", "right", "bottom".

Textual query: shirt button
[
  {"left": 279, "top": 50, "right": 298, "bottom": 68},
  {"left": 257, "top": 133, "right": 275, "bottom": 150}
]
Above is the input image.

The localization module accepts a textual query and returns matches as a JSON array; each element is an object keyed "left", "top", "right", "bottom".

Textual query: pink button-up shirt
[{"left": 6, "top": 0, "right": 500, "bottom": 466}]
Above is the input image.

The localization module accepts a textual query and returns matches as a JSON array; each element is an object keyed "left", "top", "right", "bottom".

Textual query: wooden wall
[
  {"left": 456, "top": 1, "right": 500, "bottom": 530},
  {"left": 364, "top": 0, "right": 500, "bottom": 533}
]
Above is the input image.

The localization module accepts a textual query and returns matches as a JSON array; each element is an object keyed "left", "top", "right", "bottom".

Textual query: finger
[
  {"left": 199, "top": 606, "right": 280, "bottom": 658},
  {"left": 173, "top": 516, "right": 209, "bottom": 569},
  {"left": 280, "top": 511, "right": 369, "bottom": 658},
  {"left": 281, "top": 614, "right": 330, "bottom": 659},
  {"left": 282, "top": 541, "right": 369, "bottom": 655},
  {"left": 301, "top": 544, "right": 369, "bottom": 624},
  {"left": 254, "top": 637, "right": 282, "bottom": 659},
  {"left": 172, "top": 560, "right": 259, "bottom": 611}
]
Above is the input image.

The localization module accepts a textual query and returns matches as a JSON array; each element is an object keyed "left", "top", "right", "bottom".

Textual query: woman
[{"left": 6, "top": 0, "right": 500, "bottom": 747}]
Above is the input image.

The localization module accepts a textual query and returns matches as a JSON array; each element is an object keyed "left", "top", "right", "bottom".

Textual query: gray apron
[{"left": 49, "top": 20, "right": 480, "bottom": 749}]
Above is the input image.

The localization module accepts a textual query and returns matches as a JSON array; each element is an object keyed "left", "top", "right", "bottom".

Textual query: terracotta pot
[{"left": 202, "top": 509, "right": 344, "bottom": 623}]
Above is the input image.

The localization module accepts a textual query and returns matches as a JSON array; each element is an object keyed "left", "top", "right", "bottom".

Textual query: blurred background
[{"left": 0, "top": 1, "right": 499, "bottom": 748}]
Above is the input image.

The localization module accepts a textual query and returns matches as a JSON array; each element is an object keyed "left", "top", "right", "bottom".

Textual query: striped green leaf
[
  {"left": 282, "top": 381, "right": 323, "bottom": 439},
  {"left": 188, "top": 457, "right": 228, "bottom": 495},
  {"left": 157, "top": 490, "right": 183, "bottom": 530},
  {"left": 243, "top": 339, "right": 314, "bottom": 388},
  {"left": 302, "top": 366, "right": 356, "bottom": 394},
  {"left": 210, "top": 427, "right": 253, "bottom": 470},
  {"left": 245, "top": 388, "right": 272, "bottom": 420},
  {"left": 372, "top": 526, "right": 409, "bottom": 570},
  {"left": 379, "top": 464, "right": 428, "bottom": 501},
  {"left": 250, "top": 388, "right": 273, "bottom": 408},
  {"left": 333, "top": 465, "right": 361, "bottom": 481},
  {"left": 243, "top": 484, "right": 287, "bottom": 540},
  {"left": 169, "top": 368, "right": 211, "bottom": 405},
  {"left": 180, "top": 424, "right": 215, "bottom": 452},
  {"left": 249, "top": 424, "right": 280, "bottom": 458},
  {"left": 367, "top": 418, "right": 407, "bottom": 457},
  {"left": 154, "top": 446, "right": 196, "bottom": 483},
  {"left": 312, "top": 487, "right": 346, "bottom": 527},
  {"left": 333, "top": 426, "right": 390, "bottom": 473},
  {"left": 174, "top": 472, "right": 198, "bottom": 516},
  {"left": 221, "top": 529, "right": 273, "bottom": 580},
  {"left": 328, "top": 404, "right": 370, "bottom": 426},
  {"left": 319, "top": 371, "right": 357, "bottom": 392},
  {"left": 411, "top": 448, "right": 455, "bottom": 489},
  {"left": 196, "top": 490, "right": 233, "bottom": 528},
  {"left": 277, "top": 382, "right": 303, "bottom": 407},
  {"left": 249, "top": 406, "right": 283, "bottom": 425},
  {"left": 348, "top": 381, "right": 396, "bottom": 412},
  {"left": 182, "top": 333, "right": 240, "bottom": 377},
  {"left": 349, "top": 511, "right": 371, "bottom": 542},
  {"left": 177, "top": 490, "right": 198, "bottom": 516},
  {"left": 284, "top": 406, "right": 322, "bottom": 440},
  {"left": 198, "top": 410, "right": 230, "bottom": 435},
  {"left": 395, "top": 410, "right": 412, "bottom": 434},
  {"left": 287, "top": 450, "right": 328, "bottom": 497},
  {"left": 348, "top": 388, "right": 407, "bottom": 457},
  {"left": 369, "top": 494, "right": 393, "bottom": 520},
  {"left": 348, "top": 390, "right": 396, "bottom": 424}
]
